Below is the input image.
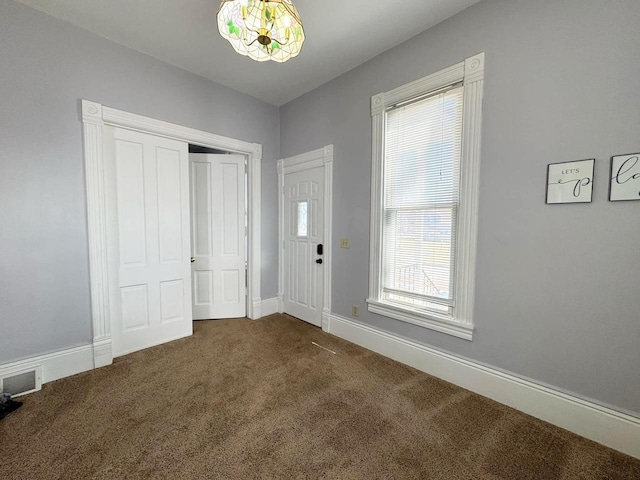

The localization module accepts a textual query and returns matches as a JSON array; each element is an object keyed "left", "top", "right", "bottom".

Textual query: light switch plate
[{"left": 340, "top": 238, "right": 350, "bottom": 249}]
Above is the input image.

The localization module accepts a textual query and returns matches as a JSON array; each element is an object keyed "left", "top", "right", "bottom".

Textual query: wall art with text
[
  {"left": 610, "top": 153, "right": 640, "bottom": 201},
  {"left": 546, "top": 159, "right": 595, "bottom": 204}
]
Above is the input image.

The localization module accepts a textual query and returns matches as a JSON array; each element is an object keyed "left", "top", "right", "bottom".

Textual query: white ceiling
[{"left": 16, "top": 0, "right": 481, "bottom": 106}]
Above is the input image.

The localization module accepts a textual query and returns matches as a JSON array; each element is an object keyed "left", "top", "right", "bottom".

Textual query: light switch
[{"left": 340, "top": 238, "right": 350, "bottom": 249}]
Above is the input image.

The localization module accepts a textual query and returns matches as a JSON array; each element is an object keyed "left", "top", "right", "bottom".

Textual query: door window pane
[{"left": 297, "top": 201, "right": 308, "bottom": 237}]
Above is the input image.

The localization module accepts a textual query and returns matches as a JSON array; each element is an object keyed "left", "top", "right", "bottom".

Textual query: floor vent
[{"left": 0, "top": 366, "right": 42, "bottom": 397}]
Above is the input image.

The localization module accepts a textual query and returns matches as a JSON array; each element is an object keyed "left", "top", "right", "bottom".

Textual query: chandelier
[{"left": 217, "top": 0, "right": 305, "bottom": 63}]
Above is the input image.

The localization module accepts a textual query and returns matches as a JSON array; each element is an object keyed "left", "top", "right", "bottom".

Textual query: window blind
[{"left": 382, "top": 85, "right": 463, "bottom": 313}]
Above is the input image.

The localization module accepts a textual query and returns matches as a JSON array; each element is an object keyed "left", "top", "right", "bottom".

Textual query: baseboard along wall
[
  {"left": 327, "top": 313, "right": 640, "bottom": 460},
  {"left": 3, "top": 306, "right": 638, "bottom": 460},
  {"left": 0, "top": 344, "right": 94, "bottom": 395},
  {"left": 260, "top": 297, "right": 279, "bottom": 317},
  {"left": 0, "top": 298, "right": 281, "bottom": 392}
]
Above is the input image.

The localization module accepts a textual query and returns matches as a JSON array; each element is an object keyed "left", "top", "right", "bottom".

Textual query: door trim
[
  {"left": 277, "top": 145, "right": 333, "bottom": 331},
  {"left": 82, "top": 99, "right": 262, "bottom": 368}
]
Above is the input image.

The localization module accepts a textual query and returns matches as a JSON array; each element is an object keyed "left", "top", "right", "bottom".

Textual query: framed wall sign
[
  {"left": 546, "top": 159, "right": 595, "bottom": 204},
  {"left": 610, "top": 153, "right": 640, "bottom": 201}
]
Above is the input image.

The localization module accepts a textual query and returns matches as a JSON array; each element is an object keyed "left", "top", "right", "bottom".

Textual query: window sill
[{"left": 366, "top": 299, "right": 474, "bottom": 341}]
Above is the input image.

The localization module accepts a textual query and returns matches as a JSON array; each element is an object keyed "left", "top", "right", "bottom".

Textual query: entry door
[
  {"left": 283, "top": 166, "right": 324, "bottom": 326},
  {"left": 190, "top": 154, "right": 246, "bottom": 319},
  {"left": 104, "top": 126, "right": 193, "bottom": 357}
]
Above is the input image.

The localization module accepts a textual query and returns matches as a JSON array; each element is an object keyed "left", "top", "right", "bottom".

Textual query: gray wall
[
  {"left": 0, "top": 0, "right": 279, "bottom": 363},
  {"left": 2, "top": 0, "right": 639, "bottom": 418},
  {"left": 280, "top": 0, "right": 640, "bottom": 416}
]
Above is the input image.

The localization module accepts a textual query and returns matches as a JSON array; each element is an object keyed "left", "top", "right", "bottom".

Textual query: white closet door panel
[
  {"left": 192, "top": 161, "right": 213, "bottom": 257},
  {"left": 194, "top": 270, "right": 214, "bottom": 306},
  {"left": 157, "top": 147, "right": 183, "bottom": 264},
  {"left": 190, "top": 154, "right": 246, "bottom": 320},
  {"left": 222, "top": 270, "right": 240, "bottom": 303},
  {"left": 160, "top": 279, "right": 185, "bottom": 324},
  {"left": 222, "top": 163, "right": 240, "bottom": 256},
  {"left": 106, "top": 126, "right": 193, "bottom": 357},
  {"left": 115, "top": 140, "right": 146, "bottom": 267},
  {"left": 121, "top": 285, "right": 149, "bottom": 331}
]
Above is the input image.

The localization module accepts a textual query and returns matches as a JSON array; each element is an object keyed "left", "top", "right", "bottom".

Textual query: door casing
[
  {"left": 277, "top": 145, "right": 334, "bottom": 332},
  {"left": 82, "top": 99, "right": 262, "bottom": 369}
]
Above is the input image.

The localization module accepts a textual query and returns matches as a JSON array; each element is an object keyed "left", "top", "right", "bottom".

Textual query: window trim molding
[{"left": 367, "top": 52, "right": 485, "bottom": 341}]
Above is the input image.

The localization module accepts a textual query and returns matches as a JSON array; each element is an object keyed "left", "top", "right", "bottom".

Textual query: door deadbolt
[{"left": 316, "top": 258, "right": 323, "bottom": 264}]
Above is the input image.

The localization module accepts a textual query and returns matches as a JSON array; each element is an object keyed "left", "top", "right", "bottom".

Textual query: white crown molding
[
  {"left": 81, "top": 99, "right": 263, "bottom": 362},
  {"left": 278, "top": 145, "right": 334, "bottom": 332},
  {"left": 328, "top": 314, "right": 640, "bottom": 460}
]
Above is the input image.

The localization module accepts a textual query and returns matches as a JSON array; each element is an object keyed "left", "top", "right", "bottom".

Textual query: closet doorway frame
[{"left": 81, "top": 99, "right": 262, "bottom": 369}]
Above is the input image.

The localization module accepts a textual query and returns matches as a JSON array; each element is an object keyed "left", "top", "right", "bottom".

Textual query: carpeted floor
[{"left": 2, "top": 314, "right": 639, "bottom": 479}]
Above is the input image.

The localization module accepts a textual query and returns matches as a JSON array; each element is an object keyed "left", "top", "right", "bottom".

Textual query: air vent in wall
[{"left": 0, "top": 366, "right": 42, "bottom": 397}]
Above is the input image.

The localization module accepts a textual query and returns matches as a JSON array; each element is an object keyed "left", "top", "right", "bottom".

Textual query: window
[
  {"left": 367, "top": 54, "right": 485, "bottom": 340},
  {"left": 297, "top": 201, "right": 308, "bottom": 237}
]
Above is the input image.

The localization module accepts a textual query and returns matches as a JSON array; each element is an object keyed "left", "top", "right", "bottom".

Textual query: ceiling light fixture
[{"left": 217, "top": 0, "right": 305, "bottom": 63}]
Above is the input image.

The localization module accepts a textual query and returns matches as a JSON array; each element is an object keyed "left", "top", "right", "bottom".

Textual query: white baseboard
[
  {"left": 321, "top": 308, "right": 331, "bottom": 332},
  {"left": 0, "top": 344, "right": 95, "bottom": 391},
  {"left": 277, "top": 294, "right": 284, "bottom": 314},
  {"left": 328, "top": 313, "right": 640, "bottom": 459},
  {"left": 93, "top": 339, "right": 113, "bottom": 368},
  {"left": 251, "top": 297, "right": 262, "bottom": 320},
  {"left": 260, "top": 297, "right": 279, "bottom": 317}
]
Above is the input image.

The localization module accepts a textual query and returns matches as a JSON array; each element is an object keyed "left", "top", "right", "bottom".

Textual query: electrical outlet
[
  {"left": 340, "top": 238, "right": 350, "bottom": 248},
  {"left": 352, "top": 305, "right": 359, "bottom": 317}
]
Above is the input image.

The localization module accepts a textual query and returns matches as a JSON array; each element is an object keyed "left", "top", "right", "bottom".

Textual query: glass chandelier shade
[{"left": 217, "top": 0, "right": 305, "bottom": 63}]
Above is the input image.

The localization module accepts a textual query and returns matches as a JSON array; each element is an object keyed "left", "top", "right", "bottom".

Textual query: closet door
[
  {"left": 104, "top": 126, "right": 193, "bottom": 357},
  {"left": 190, "top": 154, "right": 246, "bottom": 319}
]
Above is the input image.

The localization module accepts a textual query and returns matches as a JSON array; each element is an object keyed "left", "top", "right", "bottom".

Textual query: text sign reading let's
[{"left": 546, "top": 159, "right": 594, "bottom": 204}]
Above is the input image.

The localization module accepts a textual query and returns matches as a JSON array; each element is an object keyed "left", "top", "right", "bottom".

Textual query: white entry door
[
  {"left": 104, "top": 126, "right": 193, "bottom": 357},
  {"left": 283, "top": 166, "right": 324, "bottom": 326},
  {"left": 190, "top": 154, "right": 246, "bottom": 319}
]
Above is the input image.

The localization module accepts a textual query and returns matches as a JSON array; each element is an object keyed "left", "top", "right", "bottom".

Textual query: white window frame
[{"left": 367, "top": 53, "right": 485, "bottom": 341}]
